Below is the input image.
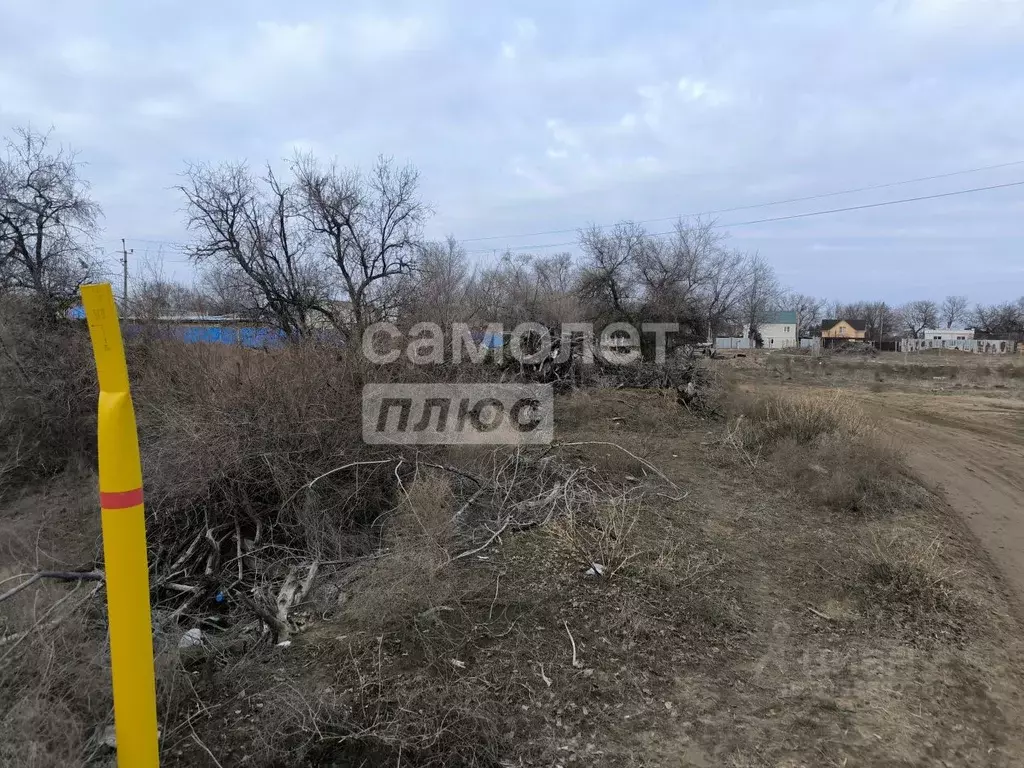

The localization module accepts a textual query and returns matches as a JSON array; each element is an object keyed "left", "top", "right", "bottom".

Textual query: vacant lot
[
  {"left": 749, "top": 349, "right": 1024, "bottom": 614},
  {"left": 5, "top": 345, "right": 1024, "bottom": 766}
]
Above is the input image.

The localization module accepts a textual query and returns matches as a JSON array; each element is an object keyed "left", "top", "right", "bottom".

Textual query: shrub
[
  {"left": 128, "top": 341, "right": 395, "bottom": 571},
  {"left": 0, "top": 299, "right": 95, "bottom": 495},
  {"left": 546, "top": 495, "right": 641, "bottom": 578},
  {"left": 735, "top": 390, "right": 874, "bottom": 450},
  {"left": 729, "top": 391, "right": 908, "bottom": 513},
  {"left": 856, "top": 533, "right": 962, "bottom": 618},
  {"left": 343, "top": 471, "right": 460, "bottom": 630}
]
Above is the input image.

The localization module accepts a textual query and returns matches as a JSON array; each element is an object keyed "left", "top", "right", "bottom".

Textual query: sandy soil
[{"left": 854, "top": 389, "right": 1024, "bottom": 607}]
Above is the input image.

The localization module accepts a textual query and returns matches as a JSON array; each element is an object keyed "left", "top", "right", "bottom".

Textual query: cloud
[
  {"left": 514, "top": 18, "right": 537, "bottom": 40},
  {"left": 60, "top": 38, "right": 114, "bottom": 74},
  {"left": 346, "top": 14, "right": 438, "bottom": 58},
  {"left": 134, "top": 98, "right": 187, "bottom": 120},
  {"left": 500, "top": 16, "right": 538, "bottom": 61},
  {"left": 881, "top": 0, "right": 1024, "bottom": 32},
  {"left": 545, "top": 118, "right": 581, "bottom": 148},
  {"left": 0, "top": 0, "right": 1021, "bottom": 302},
  {"left": 194, "top": 14, "right": 438, "bottom": 105}
]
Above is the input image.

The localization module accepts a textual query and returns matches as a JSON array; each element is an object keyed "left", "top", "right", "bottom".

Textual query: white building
[
  {"left": 920, "top": 328, "right": 974, "bottom": 342},
  {"left": 743, "top": 311, "right": 799, "bottom": 348}
]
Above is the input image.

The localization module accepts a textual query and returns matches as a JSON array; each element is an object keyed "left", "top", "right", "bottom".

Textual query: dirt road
[{"left": 857, "top": 388, "right": 1024, "bottom": 602}]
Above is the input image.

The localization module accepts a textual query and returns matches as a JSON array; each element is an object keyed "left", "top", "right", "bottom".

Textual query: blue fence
[
  {"left": 177, "top": 326, "right": 287, "bottom": 348},
  {"left": 120, "top": 324, "right": 288, "bottom": 348}
]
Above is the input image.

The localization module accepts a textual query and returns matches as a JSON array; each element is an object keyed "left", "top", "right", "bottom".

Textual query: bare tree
[
  {"left": 397, "top": 235, "right": 473, "bottom": 328},
  {"left": 634, "top": 217, "right": 722, "bottom": 338},
  {"left": 972, "top": 298, "right": 1024, "bottom": 338},
  {"left": 0, "top": 127, "right": 101, "bottom": 308},
  {"left": 781, "top": 292, "right": 824, "bottom": 338},
  {"left": 901, "top": 299, "right": 940, "bottom": 338},
  {"left": 530, "top": 252, "right": 581, "bottom": 326},
  {"left": 127, "top": 253, "right": 212, "bottom": 319},
  {"left": 863, "top": 301, "right": 898, "bottom": 341},
  {"left": 293, "top": 154, "right": 429, "bottom": 337},
  {"left": 576, "top": 222, "right": 646, "bottom": 323},
  {"left": 940, "top": 295, "right": 969, "bottom": 329},
  {"left": 179, "top": 161, "right": 334, "bottom": 336},
  {"left": 739, "top": 253, "right": 782, "bottom": 338},
  {"left": 701, "top": 248, "right": 747, "bottom": 340},
  {"left": 470, "top": 251, "right": 552, "bottom": 327}
]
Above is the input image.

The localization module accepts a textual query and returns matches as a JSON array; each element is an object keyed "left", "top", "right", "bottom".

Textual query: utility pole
[{"left": 121, "top": 239, "right": 133, "bottom": 308}]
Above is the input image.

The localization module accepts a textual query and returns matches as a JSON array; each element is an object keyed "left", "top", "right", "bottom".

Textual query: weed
[
  {"left": 546, "top": 495, "right": 642, "bottom": 578},
  {"left": 856, "top": 533, "right": 962, "bottom": 618},
  {"left": 0, "top": 299, "right": 95, "bottom": 495},
  {"left": 343, "top": 471, "right": 460, "bottom": 631},
  {"left": 726, "top": 391, "right": 909, "bottom": 513}
]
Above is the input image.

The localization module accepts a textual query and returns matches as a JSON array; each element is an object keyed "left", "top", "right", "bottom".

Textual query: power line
[
  {"left": 465, "top": 178, "right": 1024, "bottom": 254},
  {"left": 111, "top": 170, "right": 1024, "bottom": 262},
  {"left": 459, "top": 158, "right": 1024, "bottom": 244}
]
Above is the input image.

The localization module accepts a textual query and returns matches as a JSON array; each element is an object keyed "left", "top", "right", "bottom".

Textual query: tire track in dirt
[{"left": 861, "top": 390, "right": 1024, "bottom": 605}]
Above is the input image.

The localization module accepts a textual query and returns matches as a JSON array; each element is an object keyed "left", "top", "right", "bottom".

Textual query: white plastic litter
[{"left": 177, "top": 627, "right": 204, "bottom": 649}]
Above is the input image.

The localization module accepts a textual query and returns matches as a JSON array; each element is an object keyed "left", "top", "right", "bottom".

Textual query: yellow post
[{"left": 81, "top": 283, "right": 160, "bottom": 767}]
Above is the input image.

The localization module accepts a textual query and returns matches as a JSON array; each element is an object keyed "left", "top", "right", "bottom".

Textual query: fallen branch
[
  {"left": 279, "top": 458, "right": 397, "bottom": 512},
  {"left": 234, "top": 518, "right": 244, "bottom": 582},
  {"left": 419, "top": 462, "right": 485, "bottom": 487},
  {"left": 806, "top": 604, "right": 834, "bottom": 621},
  {"left": 538, "top": 663, "right": 552, "bottom": 687},
  {"left": 453, "top": 484, "right": 489, "bottom": 521},
  {"left": 271, "top": 560, "right": 319, "bottom": 643},
  {"left": 189, "top": 719, "right": 225, "bottom": 768},
  {"left": 0, "top": 570, "right": 104, "bottom": 604},
  {"left": 556, "top": 441, "right": 681, "bottom": 491},
  {"left": 0, "top": 582, "right": 103, "bottom": 661},
  {"left": 563, "top": 620, "right": 582, "bottom": 669},
  {"left": 235, "top": 591, "right": 287, "bottom": 640},
  {"left": 450, "top": 518, "right": 511, "bottom": 563}
]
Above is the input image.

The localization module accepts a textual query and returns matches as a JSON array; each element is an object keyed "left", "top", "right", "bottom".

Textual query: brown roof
[{"left": 821, "top": 318, "right": 868, "bottom": 332}]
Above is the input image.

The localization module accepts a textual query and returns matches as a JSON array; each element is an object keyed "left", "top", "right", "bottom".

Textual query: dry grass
[
  {"left": 4, "top": 321, "right": 1023, "bottom": 767},
  {"left": 857, "top": 531, "right": 961, "bottom": 616},
  {"left": 545, "top": 495, "right": 642, "bottom": 579},
  {"left": 343, "top": 471, "right": 460, "bottom": 631},
  {"left": 735, "top": 389, "right": 876, "bottom": 447},
  {"left": 727, "top": 389, "right": 911, "bottom": 513},
  {"left": 0, "top": 299, "right": 95, "bottom": 496}
]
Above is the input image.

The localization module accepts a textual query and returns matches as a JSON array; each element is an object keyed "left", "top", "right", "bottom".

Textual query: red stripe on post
[{"left": 100, "top": 487, "right": 144, "bottom": 509}]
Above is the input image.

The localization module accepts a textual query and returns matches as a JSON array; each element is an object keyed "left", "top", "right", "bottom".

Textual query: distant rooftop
[
  {"left": 821, "top": 318, "right": 868, "bottom": 332},
  {"left": 762, "top": 310, "right": 797, "bottom": 325}
]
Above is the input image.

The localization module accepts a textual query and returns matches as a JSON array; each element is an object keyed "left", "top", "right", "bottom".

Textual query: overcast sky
[{"left": 2, "top": 0, "right": 1023, "bottom": 303}]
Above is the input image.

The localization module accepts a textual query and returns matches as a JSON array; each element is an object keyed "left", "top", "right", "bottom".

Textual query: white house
[
  {"left": 920, "top": 328, "right": 974, "bottom": 342},
  {"left": 743, "top": 311, "right": 799, "bottom": 348}
]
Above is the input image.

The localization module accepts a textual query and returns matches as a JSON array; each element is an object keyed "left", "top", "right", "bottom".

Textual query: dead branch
[
  {"left": 234, "top": 518, "right": 244, "bottom": 582},
  {"left": 0, "top": 570, "right": 104, "bottom": 604},
  {"left": 189, "top": 719, "right": 226, "bottom": 768},
  {"left": 418, "top": 461, "right": 485, "bottom": 487},
  {"left": 450, "top": 518, "right": 511, "bottom": 563},
  {"left": 556, "top": 440, "right": 681, "bottom": 491},
  {"left": 453, "top": 484, "right": 489, "bottom": 520},
  {"left": 166, "top": 532, "right": 204, "bottom": 578},
  {"left": 563, "top": 621, "right": 582, "bottom": 669},
  {"left": 271, "top": 560, "right": 319, "bottom": 642},
  {"left": 0, "top": 582, "right": 103, "bottom": 662},
  {"left": 235, "top": 590, "right": 287, "bottom": 640},
  {"left": 279, "top": 458, "right": 397, "bottom": 512}
]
